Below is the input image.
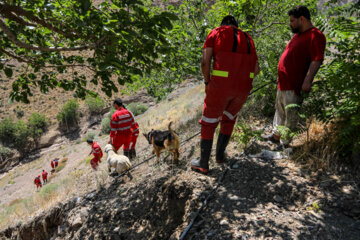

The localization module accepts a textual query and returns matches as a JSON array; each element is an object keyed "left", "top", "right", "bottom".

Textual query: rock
[
  {"left": 232, "top": 163, "right": 239, "bottom": 169},
  {"left": 113, "top": 227, "right": 120, "bottom": 233},
  {"left": 70, "top": 216, "right": 82, "bottom": 229},
  {"left": 207, "top": 229, "right": 217, "bottom": 237},
  {"left": 287, "top": 205, "right": 296, "bottom": 211},
  {"left": 220, "top": 219, "right": 228, "bottom": 225},
  {"left": 273, "top": 195, "right": 283, "bottom": 202}
]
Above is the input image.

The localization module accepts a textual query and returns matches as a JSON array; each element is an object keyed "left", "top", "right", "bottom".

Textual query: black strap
[
  {"left": 232, "top": 28, "right": 238, "bottom": 52},
  {"left": 232, "top": 28, "right": 251, "bottom": 54}
]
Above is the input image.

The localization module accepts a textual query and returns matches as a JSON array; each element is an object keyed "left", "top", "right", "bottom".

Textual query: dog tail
[{"left": 168, "top": 121, "right": 180, "bottom": 142}]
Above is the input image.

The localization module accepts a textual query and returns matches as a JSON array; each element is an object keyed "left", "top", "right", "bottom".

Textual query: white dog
[{"left": 104, "top": 144, "right": 132, "bottom": 174}]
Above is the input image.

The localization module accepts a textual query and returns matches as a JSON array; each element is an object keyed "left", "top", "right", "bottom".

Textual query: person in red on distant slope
[
  {"left": 42, "top": 170, "right": 48, "bottom": 184},
  {"left": 109, "top": 98, "right": 136, "bottom": 159},
  {"left": 34, "top": 175, "right": 42, "bottom": 189},
  {"left": 87, "top": 139, "right": 103, "bottom": 170},
  {"left": 54, "top": 158, "right": 59, "bottom": 168},
  {"left": 50, "top": 159, "right": 55, "bottom": 172}
]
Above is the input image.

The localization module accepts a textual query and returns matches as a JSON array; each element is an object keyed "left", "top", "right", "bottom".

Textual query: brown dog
[{"left": 143, "top": 122, "right": 180, "bottom": 164}]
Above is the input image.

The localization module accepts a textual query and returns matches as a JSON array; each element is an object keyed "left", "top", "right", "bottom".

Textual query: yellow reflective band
[
  {"left": 250, "top": 72, "right": 254, "bottom": 78},
  {"left": 212, "top": 70, "right": 229, "bottom": 77}
]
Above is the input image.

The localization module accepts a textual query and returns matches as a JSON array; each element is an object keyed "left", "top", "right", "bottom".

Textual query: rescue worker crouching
[
  {"left": 87, "top": 139, "right": 103, "bottom": 170},
  {"left": 109, "top": 98, "right": 137, "bottom": 160},
  {"left": 191, "top": 15, "right": 260, "bottom": 174}
]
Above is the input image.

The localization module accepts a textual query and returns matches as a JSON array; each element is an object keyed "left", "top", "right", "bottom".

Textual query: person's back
[{"left": 191, "top": 15, "right": 260, "bottom": 174}]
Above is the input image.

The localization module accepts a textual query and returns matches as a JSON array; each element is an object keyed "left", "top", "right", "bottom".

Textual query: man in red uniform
[
  {"left": 263, "top": 6, "right": 326, "bottom": 146},
  {"left": 34, "top": 175, "right": 42, "bottom": 189},
  {"left": 109, "top": 98, "right": 136, "bottom": 158},
  {"left": 87, "top": 139, "right": 103, "bottom": 170},
  {"left": 191, "top": 15, "right": 260, "bottom": 173},
  {"left": 50, "top": 160, "right": 55, "bottom": 172},
  {"left": 42, "top": 170, "right": 48, "bottom": 184}
]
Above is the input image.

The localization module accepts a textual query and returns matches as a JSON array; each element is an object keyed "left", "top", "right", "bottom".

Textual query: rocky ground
[
  {"left": 0, "top": 81, "right": 359, "bottom": 240},
  {"left": 1, "top": 118, "right": 359, "bottom": 240}
]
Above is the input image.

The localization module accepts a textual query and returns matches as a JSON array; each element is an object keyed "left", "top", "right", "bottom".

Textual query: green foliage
[
  {"left": 0, "top": 118, "right": 30, "bottom": 155},
  {"left": 127, "top": 102, "right": 148, "bottom": 116},
  {"left": 57, "top": 99, "right": 79, "bottom": 129},
  {"left": 28, "top": 113, "right": 48, "bottom": 146},
  {"left": 0, "top": 118, "right": 17, "bottom": 146},
  {"left": 85, "top": 97, "right": 105, "bottom": 116},
  {"left": 0, "top": 0, "right": 178, "bottom": 103},
  {"left": 87, "top": 132, "right": 96, "bottom": 141},
  {"left": 40, "top": 183, "right": 60, "bottom": 200},
  {"left": 0, "top": 146, "right": 13, "bottom": 161},
  {"left": 101, "top": 107, "right": 116, "bottom": 134},
  {"left": 232, "top": 121, "right": 262, "bottom": 148},
  {"left": 302, "top": 1, "right": 360, "bottom": 154}
]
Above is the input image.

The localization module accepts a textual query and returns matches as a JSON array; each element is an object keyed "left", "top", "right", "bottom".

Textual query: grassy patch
[{"left": 7, "top": 180, "right": 15, "bottom": 185}]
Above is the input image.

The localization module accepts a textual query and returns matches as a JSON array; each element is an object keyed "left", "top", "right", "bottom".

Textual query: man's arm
[
  {"left": 254, "top": 61, "right": 260, "bottom": 77},
  {"left": 201, "top": 48, "right": 213, "bottom": 83},
  {"left": 302, "top": 60, "right": 322, "bottom": 92}
]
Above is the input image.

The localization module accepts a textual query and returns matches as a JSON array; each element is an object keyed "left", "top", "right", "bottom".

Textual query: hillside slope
[{"left": 0, "top": 82, "right": 359, "bottom": 240}]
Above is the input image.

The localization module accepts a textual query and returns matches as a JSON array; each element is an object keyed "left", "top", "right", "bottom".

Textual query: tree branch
[
  {"left": 0, "top": 19, "right": 95, "bottom": 52},
  {"left": 0, "top": 9, "right": 37, "bottom": 27},
  {"left": 0, "top": 47, "right": 32, "bottom": 64},
  {"left": 255, "top": 22, "right": 286, "bottom": 34},
  {"left": 0, "top": 3, "right": 77, "bottom": 38}
]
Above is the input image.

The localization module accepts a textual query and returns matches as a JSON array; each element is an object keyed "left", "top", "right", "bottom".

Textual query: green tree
[
  {"left": 57, "top": 99, "right": 79, "bottom": 130},
  {"left": 0, "top": 0, "right": 178, "bottom": 103},
  {"left": 28, "top": 112, "right": 48, "bottom": 147}
]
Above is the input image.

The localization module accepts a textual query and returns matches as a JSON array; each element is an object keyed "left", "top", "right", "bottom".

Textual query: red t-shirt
[
  {"left": 203, "top": 25, "right": 258, "bottom": 61},
  {"left": 277, "top": 27, "right": 326, "bottom": 95}
]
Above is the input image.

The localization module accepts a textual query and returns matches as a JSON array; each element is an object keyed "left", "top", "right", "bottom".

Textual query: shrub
[
  {"left": 57, "top": 99, "right": 79, "bottom": 130},
  {"left": 0, "top": 118, "right": 17, "bottom": 146},
  {"left": 28, "top": 113, "right": 48, "bottom": 146},
  {"left": 87, "top": 132, "right": 96, "bottom": 141},
  {"left": 85, "top": 97, "right": 105, "bottom": 116},
  {"left": 101, "top": 107, "right": 116, "bottom": 134},
  {"left": 13, "top": 120, "right": 31, "bottom": 154},
  {"left": 0, "top": 146, "right": 13, "bottom": 161},
  {"left": 127, "top": 102, "right": 148, "bottom": 116}
]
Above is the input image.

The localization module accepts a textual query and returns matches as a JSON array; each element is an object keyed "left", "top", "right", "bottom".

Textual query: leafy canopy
[{"left": 0, "top": 0, "right": 178, "bottom": 103}]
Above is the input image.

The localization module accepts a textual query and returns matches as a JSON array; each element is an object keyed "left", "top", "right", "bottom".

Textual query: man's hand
[{"left": 301, "top": 81, "right": 312, "bottom": 92}]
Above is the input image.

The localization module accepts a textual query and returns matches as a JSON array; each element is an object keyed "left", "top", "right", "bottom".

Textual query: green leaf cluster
[{"left": 85, "top": 96, "right": 105, "bottom": 116}]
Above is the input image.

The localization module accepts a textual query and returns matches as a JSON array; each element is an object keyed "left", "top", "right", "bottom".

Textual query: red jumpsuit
[
  {"left": 51, "top": 160, "right": 55, "bottom": 169},
  {"left": 90, "top": 141, "right": 103, "bottom": 170},
  {"left": 125, "top": 121, "right": 139, "bottom": 152},
  {"left": 110, "top": 107, "right": 135, "bottom": 152},
  {"left": 42, "top": 170, "right": 48, "bottom": 183},
  {"left": 200, "top": 26, "right": 258, "bottom": 139},
  {"left": 34, "top": 176, "right": 42, "bottom": 189}
]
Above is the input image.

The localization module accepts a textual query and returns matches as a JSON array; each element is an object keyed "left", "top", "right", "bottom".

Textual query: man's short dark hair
[
  {"left": 86, "top": 139, "right": 93, "bottom": 144},
  {"left": 288, "top": 6, "right": 311, "bottom": 20},
  {"left": 113, "top": 98, "right": 123, "bottom": 107},
  {"left": 221, "top": 15, "right": 238, "bottom": 27}
]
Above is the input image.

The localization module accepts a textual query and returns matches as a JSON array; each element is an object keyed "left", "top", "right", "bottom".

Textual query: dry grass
[
  {"left": 137, "top": 84, "right": 205, "bottom": 134},
  {"left": 292, "top": 120, "right": 339, "bottom": 170}
]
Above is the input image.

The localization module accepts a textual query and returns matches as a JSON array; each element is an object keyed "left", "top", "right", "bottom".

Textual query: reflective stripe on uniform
[
  {"left": 117, "top": 114, "right": 130, "bottom": 119},
  {"left": 112, "top": 125, "right": 132, "bottom": 132},
  {"left": 201, "top": 115, "right": 220, "bottom": 123},
  {"left": 223, "top": 111, "right": 235, "bottom": 120},
  {"left": 111, "top": 118, "right": 133, "bottom": 125},
  {"left": 250, "top": 72, "right": 254, "bottom": 78},
  {"left": 212, "top": 70, "right": 229, "bottom": 77}
]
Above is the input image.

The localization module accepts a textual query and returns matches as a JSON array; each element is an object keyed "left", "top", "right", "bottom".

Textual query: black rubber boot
[
  {"left": 191, "top": 139, "right": 213, "bottom": 174},
  {"left": 216, "top": 133, "right": 231, "bottom": 163},
  {"left": 124, "top": 151, "right": 130, "bottom": 160},
  {"left": 130, "top": 149, "right": 136, "bottom": 160}
]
